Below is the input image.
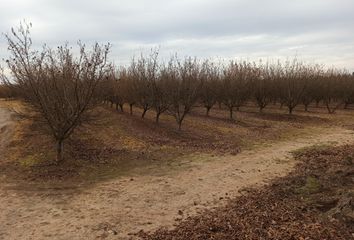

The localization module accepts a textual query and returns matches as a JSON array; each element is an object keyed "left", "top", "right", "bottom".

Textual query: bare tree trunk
[
  {"left": 259, "top": 104, "right": 265, "bottom": 113},
  {"left": 56, "top": 140, "right": 64, "bottom": 164},
  {"left": 288, "top": 106, "right": 294, "bottom": 115},
  {"left": 155, "top": 112, "right": 161, "bottom": 123},
  {"left": 326, "top": 103, "right": 335, "bottom": 114},
  {"left": 142, "top": 108, "right": 148, "bottom": 118},
  {"left": 130, "top": 104, "right": 133, "bottom": 115},
  {"left": 229, "top": 107, "right": 233, "bottom": 119},
  {"left": 304, "top": 104, "right": 309, "bottom": 112},
  {"left": 206, "top": 107, "right": 211, "bottom": 116}
]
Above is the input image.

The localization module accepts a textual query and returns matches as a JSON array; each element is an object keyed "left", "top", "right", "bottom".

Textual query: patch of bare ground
[
  {"left": 139, "top": 144, "right": 354, "bottom": 240},
  {"left": 1, "top": 100, "right": 354, "bottom": 239},
  {"left": 1, "top": 102, "right": 337, "bottom": 183}
]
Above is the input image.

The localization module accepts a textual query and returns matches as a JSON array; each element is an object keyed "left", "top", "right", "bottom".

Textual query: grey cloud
[{"left": 0, "top": 0, "right": 353, "bottom": 70}]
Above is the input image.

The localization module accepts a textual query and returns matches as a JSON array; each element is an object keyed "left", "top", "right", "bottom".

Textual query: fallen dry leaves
[{"left": 139, "top": 145, "right": 354, "bottom": 240}]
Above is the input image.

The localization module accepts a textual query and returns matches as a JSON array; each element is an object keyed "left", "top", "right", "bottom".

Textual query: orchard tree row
[
  {"left": 1, "top": 23, "right": 353, "bottom": 163},
  {"left": 102, "top": 54, "right": 354, "bottom": 126}
]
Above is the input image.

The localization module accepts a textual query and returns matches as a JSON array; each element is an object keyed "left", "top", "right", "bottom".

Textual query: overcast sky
[{"left": 0, "top": 0, "right": 353, "bottom": 71}]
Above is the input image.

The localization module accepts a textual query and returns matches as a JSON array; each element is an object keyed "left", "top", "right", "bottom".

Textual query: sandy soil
[{"left": 1, "top": 103, "right": 354, "bottom": 239}]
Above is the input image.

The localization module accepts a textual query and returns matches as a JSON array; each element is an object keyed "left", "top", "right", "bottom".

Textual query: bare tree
[
  {"left": 104, "top": 67, "right": 125, "bottom": 112},
  {"left": 300, "top": 68, "right": 322, "bottom": 112},
  {"left": 118, "top": 67, "right": 136, "bottom": 114},
  {"left": 151, "top": 67, "right": 171, "bottom": 123},
  {"left": 252, "top": 62, "right": 274, "bottom": 112},
  {"left": 342, "top": 74, "right": 354, "bottom": 109},
  {"left": 321, "top": 69, "right": 347, "bottom": 114},
  {"left": 128, "top": 52, "right": 158, "bottom": 119},
  {"left": 221, "top": 61, "right": 252, "bottom": 119},
  {"left": 199, "top": 60, "right": 220, "bottom": 116},
  {"left": 277, "top": 60, "right": 310, "bottom": 114},
  {"left": 1, "top": 23, "right": 110, "bottom": 163},
  {"left": 166, "top": 56, "right": 202, "bottom": 130}
]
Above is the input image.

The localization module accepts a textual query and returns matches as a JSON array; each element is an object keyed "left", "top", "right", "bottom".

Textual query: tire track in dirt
[{"left": 1, "top": 115, "right": 354, "bottom": 239}]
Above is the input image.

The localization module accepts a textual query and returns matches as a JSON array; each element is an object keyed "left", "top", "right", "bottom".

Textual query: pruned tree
[
  {"left": 301, "top": 84, "right": 314, "bottom": 112},
  {"left": 118, "top": 67, "right": 136, "bottom": 115},
  {"left": 220, "top": 61, "right": 252, "bottom": 119},
  {"left": 166, "top": 56, "right": 202, "bottom": 130},
  {"left": 342, "top": 74, "right": 354, "bottom": 109},
  {"left": 151, "top": 67, "right": 171, "bottom": 123},
  {"left": 252, "top": 62, "right": 274, "bottom": 112},
  {"left": 104, "top": 67, "right": 125, "bottom": 112},
  {"left": 128, "top": 52, "right": 158, "bottom": 119},
  {"left": 199, "top": 60, "right": 220, "bottom": 116},
  {"left": 277, "top": 60, "right": 309, "bottom": 114},
  {"left": 321, "top": 69, "right": 347, "bottom": 114},
  {"left": 300, "top": 66, "right": 323, "bottom": 112},
  {"left": 1, "top": 23, "right": 110, "bottom": 163}
]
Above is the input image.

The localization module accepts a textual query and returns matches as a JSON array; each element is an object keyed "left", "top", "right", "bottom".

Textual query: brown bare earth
[
  {"left": 0, "top": 106, "right": 13, "bottom": 154},
  {"left": 139, "top": 144, "right": 354, "bottom": 240},
  {"left": 1, "top": 100, "right": 354, "bottom": 239}
]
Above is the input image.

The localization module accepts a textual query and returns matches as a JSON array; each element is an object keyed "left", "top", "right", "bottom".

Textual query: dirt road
[{"left": 0, "top": 105, "right": 354, "bottom": 239}]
